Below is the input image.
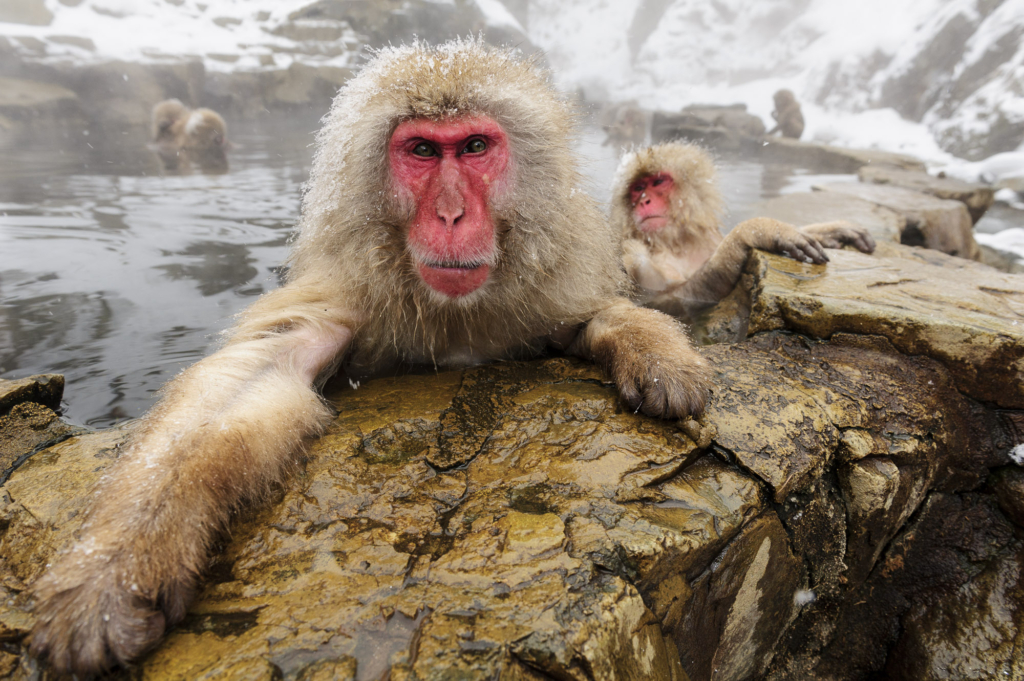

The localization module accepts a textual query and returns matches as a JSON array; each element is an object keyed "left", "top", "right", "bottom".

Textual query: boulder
[
  {"left": 0, "top": 76, "right": 81, "bottom": 127},
  {"left": 815, "top": 182, "right": 980, "bottom": 260},
  {"left": 753, "top": 191, "right": 904, "bottom": 245},
  {"left": 0, "top": 375, "right": 80, "bottom": 484},
  {"left": 733, "top": 246, "right": 1024, "bottom": 409},
  {"left": 761, "top": 137, "right": 926, "bottom": 173},
  {"left": 0, "top": 327, "right": 1020, "bottom": 679},
  {"left": 857, "top": 165, "right": 994, "bottom": 224},
  {"left": 651, "top": 105, "right": 764, "bottom": 153}
]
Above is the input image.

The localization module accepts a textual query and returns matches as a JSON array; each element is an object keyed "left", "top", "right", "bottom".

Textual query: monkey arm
[
  {"left": 30, "top": 284, "right": 355, "bottom": 676},
  {"left": 570, "top": 297, "right": 710, "bottom": 419},
  {"left": 647, "top": 217, "right": 829, "bottom": 322},
  {"left": 800, "top": 220, "right": 876, "bottom": 253}
]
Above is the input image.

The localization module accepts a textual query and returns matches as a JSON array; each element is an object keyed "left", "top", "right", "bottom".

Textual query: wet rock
[
  {"left": 990, "top": 466, "right": 1024, "bottom": 527},
  {"left": 886, "top": 541, "right": 1024, "bottom": 681},
  {"left": 742, "top": 247, "right": 1024, "bottom": 408},
  {"left": 0, "top": 403, "right": 81, "bottom": 483},
  {"left": 754, "top": 190, "right": 904, "bottom": 245},
  {"left": 761, "top": 137, "right": 926, "bottom": 173},
  {"left": 857, "top": 165, "right": 995, "bottom": 224},
  {"left": 0, "top": 374, "right": 64, "bottom": 414},
  {"left": 816, "top": 182, "right": 980, "bottom": 259},
  {"left": 0, "top": 375, "right": 79, "bottom": 482},
  {"left": 1, "top": 334, "right": 1018, "bottom": 679},
  {"left": 769, "top": 492, "right": 1019, "bottom": 681}
]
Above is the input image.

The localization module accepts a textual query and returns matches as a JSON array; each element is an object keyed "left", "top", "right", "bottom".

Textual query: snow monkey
[
  {"left": 611, "top": 142, "right": 875, "bottom": 321},
  {"left": 768, "top": 89, "right": 804, "bottom": 139},
  {"left": 30, "top": 40, "right": 711, "bottom": 675},
  {"left": 149, "top": 98, "right": 229, "bottom": 172}
]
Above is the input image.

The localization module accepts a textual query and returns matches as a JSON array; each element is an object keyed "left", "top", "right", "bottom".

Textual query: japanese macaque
[
  {"left": 149, "top": 98, "right": 230, "bottom": 173},
  {"left": 611, "top": 142, "right": 875, "bottom": 321},
  {"left": 602, "top": 102, "right": 647, "bottom": 148},
  {"left": 767, "top": 89, "right": 804, "bottom": 139},
  {"left": 30, "top": 40, "right": 710, "bottom": 676}
]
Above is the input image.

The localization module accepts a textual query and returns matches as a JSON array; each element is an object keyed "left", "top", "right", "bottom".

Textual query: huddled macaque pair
[
  {"left": 30, "top": 40, "right": 712, "bottom": 676},
  {"left": 149, "top": 98, "right": 230, "bottom": 173},
  {"left": 612, "top": 142, "right": 875, "bottom": 320},
  {"left": 767, "top": 89, "right": 804, "bottom": 139}
]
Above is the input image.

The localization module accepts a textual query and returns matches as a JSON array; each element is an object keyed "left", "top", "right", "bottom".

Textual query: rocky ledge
[{"left": 0, "top": 239, "right": 1022, "bottom": 680}]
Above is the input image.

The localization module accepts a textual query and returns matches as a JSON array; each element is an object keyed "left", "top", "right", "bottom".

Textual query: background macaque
[
  {"left": 31, "top": 40, "right": 711, "bottom": 676},
  {"left": 602, "top": 102, "right": 647, "bottom": 148},
  {"left": 611, "top": 142, "right": 875, "bottom": 320},
  {"left": 767, "top": 89, "right": 805, "bottom": 139},
  {"left": 149, "top": 98, "right": 230, "bottom": 173}
]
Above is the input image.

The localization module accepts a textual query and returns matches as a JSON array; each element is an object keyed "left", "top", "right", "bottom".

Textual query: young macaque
[
  {"left": 611, "top": 142, "right": 875, "bottom": 321},
  {"left": 149, "top": 98, "right": 230, "bottom": 173},
  {"left": 767, "top": 89, "right": 805, "bottom": 139},
  {"left": 30, "top": 40, "right": 711, "bottom": 676}
]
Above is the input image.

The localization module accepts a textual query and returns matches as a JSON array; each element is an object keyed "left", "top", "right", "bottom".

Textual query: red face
[
  {"left": 629, "top": 172, "right": 675, "bottom": 233},
  {"left": 389, "top": 115, "right": 511, "bottom": 299}
]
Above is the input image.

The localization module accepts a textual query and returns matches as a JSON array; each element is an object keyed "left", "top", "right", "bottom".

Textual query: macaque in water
[
  {"left": 611, "top": 142, "right": 875, "bottom": 321},
  {"left": 602, "top": 102, "right": 647, "bottom": 149},
  {"left": 767, "top": 89, "right": 804, "bottom": 140},
  {"left": 149, "top": 98, "right": 229, "bottom": 173},
  {"left": 31, "top": 40, "right": 711, "bottom": 675}
]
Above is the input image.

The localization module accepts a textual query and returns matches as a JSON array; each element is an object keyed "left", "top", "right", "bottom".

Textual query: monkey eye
[
  {"left": 462, "top": 138, "right": 487, "bottom": 154},
  {"left": 651, "top": 177, "right": 664, "bottom": 187},
  {"left": 412, "top": 143, "right": 437, "bottom": 157}
]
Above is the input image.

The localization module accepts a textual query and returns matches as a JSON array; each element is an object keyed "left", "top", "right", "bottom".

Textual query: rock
[
  {"left": 978, "top": 242, "right": 1024, "bottom": 274},
  {"left": 651, "top": 105, "right": 764, "bottom": 153},
  {"left": 761, "top": 137, "right": 926, "bottom": 173},
  {"left": 741, "top": 247, "right": 1024, "bottom": 408},
  {"left": 754, "top": 190, "right": 904, "bottom": 245},
  {"left": 0, "top": 403, "right": 81, "bottom": 484},
  {"left": 2, "top": 324, "right": 1019, "bottom": 679},
  {"left": 816, "top": 182, "right": 980, "bottom": 260},
  {"left": 46, "top": 35, "right": 95, "bottom": 51},
  {"left": 0, "top": 77, "right": 81, "bottom": 126},
  {"left": 0, "top": 0, "right": 53, "bottom": 26},
  {"left": 990, "top": 467, "right": 1024, "bottom": 527},
  {"left": 886, "top": 541, "right": 1024, "bottom": 680},
  {"left": 0, "top": 375, "right": 80, "bottom": 484},
  {"left": 858, "top": 165, "right": 995, "bottom": 224},
  {"left": 0, "top": 374, "right": 64, "bottom": 415}
]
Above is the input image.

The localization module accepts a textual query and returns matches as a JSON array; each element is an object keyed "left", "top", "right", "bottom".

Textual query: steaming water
[{"left": 1, "top": 112, "right": 873, "bottom": 428}]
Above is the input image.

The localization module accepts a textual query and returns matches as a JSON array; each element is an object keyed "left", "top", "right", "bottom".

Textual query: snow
[
  {"left": 0, "top": 0, "right": 359, "bottom": 72},
  {"left": 7, "top": 0, "right": 1024, "bottom": 200}
]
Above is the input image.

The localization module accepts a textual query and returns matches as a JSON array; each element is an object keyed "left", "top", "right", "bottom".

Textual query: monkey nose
[{"left": 437, "top": 206, "right": 464, "bottom": 227}]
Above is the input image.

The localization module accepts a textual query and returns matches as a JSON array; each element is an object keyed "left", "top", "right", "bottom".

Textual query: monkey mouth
[
  {"left": 638, "top": 215, "right": 669, "bottom": 232},
  {"left": 416, "top": 259, "right": 491, "bottom": 298}
]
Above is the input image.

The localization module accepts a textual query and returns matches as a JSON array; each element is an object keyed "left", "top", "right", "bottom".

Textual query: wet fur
[
  {"left": 149, "top": 99, "right": 229, "bottom": 173},
  {"left": 31, "top": 40, "right": 710, "bottom": 676}
]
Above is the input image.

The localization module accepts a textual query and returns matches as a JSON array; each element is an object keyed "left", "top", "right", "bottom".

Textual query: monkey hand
[
  {"left": 30, "top": 545, "right": 191, "bottom": 676},
  {"left": 623, "top": 238, "right": 670, "bottom": 293},
  {"left": 733, "top": 217, "right": 830, "bottom": 265},
  {"left": 800, "top": 220, "right": 876, "bottom": 254},
  {"left": 577, "top": 301, "right": 710, "bottom": 419}
]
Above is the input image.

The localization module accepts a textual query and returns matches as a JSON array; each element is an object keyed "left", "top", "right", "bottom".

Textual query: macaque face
[
  {"left": 629, "top": 172, "right": 675, "bottom": 233},
  {"left": 389, "top": 116, "right": 511, "bottom": 299}
]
